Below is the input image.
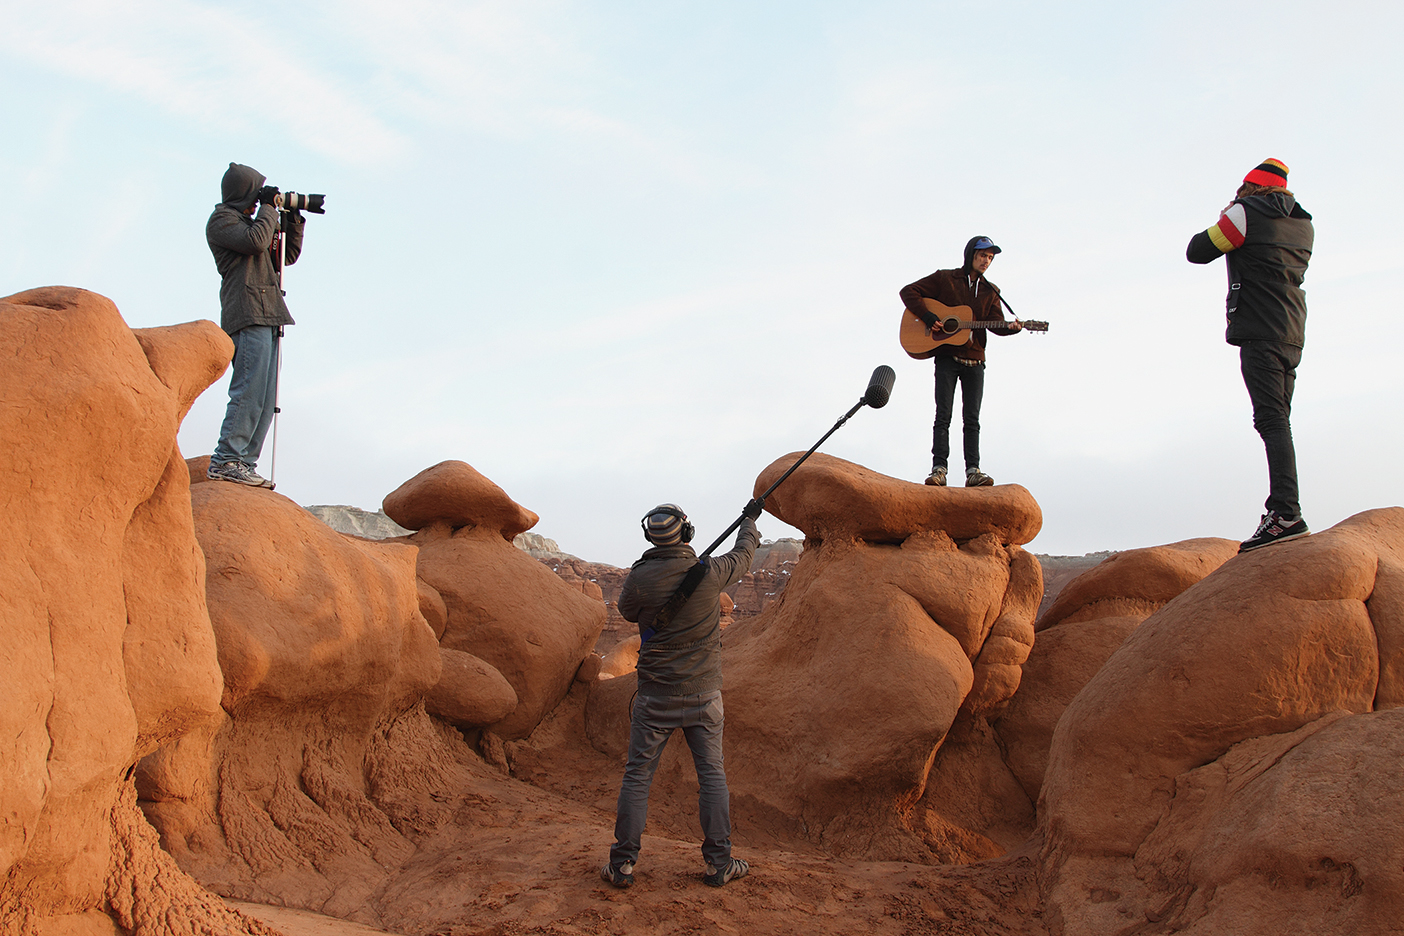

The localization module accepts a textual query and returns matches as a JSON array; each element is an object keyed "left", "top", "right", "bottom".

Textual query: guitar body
[{"left": 899, "top": 298, "right": 1048, "bottom": 359}]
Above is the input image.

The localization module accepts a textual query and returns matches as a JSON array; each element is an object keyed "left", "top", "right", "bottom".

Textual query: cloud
[{"left": 0, "top": 0, "right": 408, "bottom": 164}]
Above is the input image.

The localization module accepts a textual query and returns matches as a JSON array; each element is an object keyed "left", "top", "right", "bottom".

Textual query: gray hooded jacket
[
  {"left": 617, "top": 517, "right": 759, "bottom": 697},
  {"left": 206, "top": 163, "right": 303, "bottom": 335}
]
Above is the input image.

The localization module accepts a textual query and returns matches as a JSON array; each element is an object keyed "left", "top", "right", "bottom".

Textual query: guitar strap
[
  {"left": 639, "top": 558, "right": 709, "bottom": 644},
  {"left": 997, "top": 292, "right": 1023, "bottom": 325}
]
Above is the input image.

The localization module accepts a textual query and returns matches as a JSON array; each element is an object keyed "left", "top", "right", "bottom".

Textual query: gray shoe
[
  {"left": 208, "top": 460, "right": 274, "bottom": 489},
  {"left": 965, "top": 468, "right": 994, "bottom": 487},
  {"left": 704, "top": 857, "right": 749, "bottom": 887},
  {"left": 925, "top": 466, "right": 948, "bottom": 487},
  {"left": 600, "top": 861, "right": 634, "bottom": 888}
]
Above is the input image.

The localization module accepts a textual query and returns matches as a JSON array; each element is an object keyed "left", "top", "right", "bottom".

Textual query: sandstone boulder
[
  {"left": 425, "top": 647, "right": 518, "bottom": 729},
  {"left": 412, "top": 520, "right": 606, "bottom": 740},
  {"left": 1036, "top": 537, "right": 1239, "bottom": 631},
  {"left": 140, "top": 480, "right": 441, "bottom": 918},
  {"left": 1039, "top": 509, "right": 1404, "bottom": 935},
  {"left": 997, "top": 537, "right": 1237, "bottom": 802},
  {"left": 0, "top": 287, "right": 264, "bottom": 933},
  {"left": 383, "top": 460, "right": 538, "bottom": 537}
]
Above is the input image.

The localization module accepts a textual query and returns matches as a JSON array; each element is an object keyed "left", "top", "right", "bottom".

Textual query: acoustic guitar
[{"left": 899, "top": 298, "right": 1048, "bottom": 359}]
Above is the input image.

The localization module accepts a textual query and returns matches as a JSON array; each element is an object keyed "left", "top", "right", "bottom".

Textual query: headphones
[{"left": 640, "top": 504, "right": 694, "bottom": 544}]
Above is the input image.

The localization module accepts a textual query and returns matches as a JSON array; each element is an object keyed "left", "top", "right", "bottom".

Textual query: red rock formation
[
  {"left": 1038, "top": 509, "right": 1404, "bottom": 935},
  {"left": 139, "top": 479, "right": 441, "bottom": 919},
  {"left": 383, "top": 459, "right": 537, "bottom": 538},
  {"left": 0, "top": 287, "right": 268, "bottom": 934},
  {"left": 386, "top": 462, "right": 606, "bottom": 741},
  {"left": 997, "top": 538, "right": 1238, "bottom": 802},
  {"left": 587, "top": 452, "right": 1044, "bottom": 863}
]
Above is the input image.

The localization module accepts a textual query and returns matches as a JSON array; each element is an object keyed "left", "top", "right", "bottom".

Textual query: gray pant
[{"left": 610, "top": 690, "right": 731, "bottom": 869}]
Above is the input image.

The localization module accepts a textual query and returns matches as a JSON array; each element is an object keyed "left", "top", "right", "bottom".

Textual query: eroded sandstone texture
[
  {"left": 139, "top": 479, "right": 443, "bottom": 918},
  {"left": 1038, "top": 508, "right": 1404, "bottom": 935},
  {"left": 0, "top": 287, "right": 272, "bottom": 934}
]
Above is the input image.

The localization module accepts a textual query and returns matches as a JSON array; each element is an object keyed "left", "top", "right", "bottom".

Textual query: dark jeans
[
  {"left": 1239, "top": 340, "right": 1302, "bottom": 518},
  {"left": 932, "top": 356, "right": 984, "bottom": 470},
  {"left": 610, "top": 690, "right": 732, "bottom": 869}
]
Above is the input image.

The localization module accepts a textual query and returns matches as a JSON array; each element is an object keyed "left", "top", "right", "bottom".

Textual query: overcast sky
[{"left": 3, "top": 1, "right": 1401, "bottom": 566}]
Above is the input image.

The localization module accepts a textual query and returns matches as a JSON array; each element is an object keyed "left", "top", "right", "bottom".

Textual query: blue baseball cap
[{"left": 970, "top": 236, "right": 1002, "bottom": 254}]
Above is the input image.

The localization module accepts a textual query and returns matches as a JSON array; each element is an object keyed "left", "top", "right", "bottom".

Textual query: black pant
[
  {"left": 1239, "top": 340, "right": 1302, "bottom": 518},
  {"left": 932, "top": 356, "right": 984, "bottom": 470}
]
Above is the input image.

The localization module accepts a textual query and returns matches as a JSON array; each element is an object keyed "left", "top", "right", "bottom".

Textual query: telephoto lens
[{"left": 282, "top": 192, "right": 326, "bottom": 214}]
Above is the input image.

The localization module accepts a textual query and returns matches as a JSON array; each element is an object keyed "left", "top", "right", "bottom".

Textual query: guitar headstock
[{"left": 1020, "top": 321, "right": 1050, "bottom": 333}]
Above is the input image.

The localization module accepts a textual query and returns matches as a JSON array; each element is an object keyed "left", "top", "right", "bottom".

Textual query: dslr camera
[{"left": 258, "top": 184, "right": 326, "bottom": 214}]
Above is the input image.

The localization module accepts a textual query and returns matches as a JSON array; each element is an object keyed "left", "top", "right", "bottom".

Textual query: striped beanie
[
  {"left": 1243, "top": 158, "right": 1289, "bottom": 188},
  {"left": 643, "top": 504, "right": 687, "bottom": 545}
]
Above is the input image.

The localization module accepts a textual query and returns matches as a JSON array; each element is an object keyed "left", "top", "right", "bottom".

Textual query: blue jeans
[
  {"left": 610, "top": 690, "right": 732, "bottom": 869},
  {"left": 213, "top": 326, "right": 279, "bottom": 467},
  {"left": 932, "top": 356, "right": 985, "bottom": 470},
  {"left": 1239, "top": 339, "right": 1302, "bottom": 518}
]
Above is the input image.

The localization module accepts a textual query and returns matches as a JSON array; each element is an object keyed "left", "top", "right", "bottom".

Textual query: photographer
[
  {"left": 601, "top": 501, "right": 761, "bottom": 890},
  {"left": 206, "top": 162, "right": 304, "bottom": 488}
]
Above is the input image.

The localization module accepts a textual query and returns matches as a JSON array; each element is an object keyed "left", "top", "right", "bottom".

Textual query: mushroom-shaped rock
[
  {"left": 1038, "top": 508, "right": 1404, "bottom": 935},
  {"left": 382, "top": 460, "right": 538, "bottom": 538},
  {"left": 590, "top": 453, "right": 1043, "bottom": 862},
  {"left": 757, "top": 451, "right": 1042, "bottom": 546},
  {"left": 426, "top": 648, "right": 518, "bottom": 729}
]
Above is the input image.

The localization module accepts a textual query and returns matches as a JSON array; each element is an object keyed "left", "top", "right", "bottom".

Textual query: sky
[{"left": 3, "top": 1, "right": 1402, "bottom": 567}]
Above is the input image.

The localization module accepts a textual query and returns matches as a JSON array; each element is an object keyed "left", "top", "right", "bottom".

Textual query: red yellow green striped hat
[{"left": 1244, "top": 158, "right": 1289, "bottom": 188}]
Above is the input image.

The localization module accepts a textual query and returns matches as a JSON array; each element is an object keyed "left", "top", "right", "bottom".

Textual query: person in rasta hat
[
  {"left": 900, "top": 236, "right": 1023, "bottom": 487},
  {"left": 601, "top": 501, "right": 761, "bottom": 889},
  {"left": 1187, "top": 158, "right": 1315, "bottom": 551}
]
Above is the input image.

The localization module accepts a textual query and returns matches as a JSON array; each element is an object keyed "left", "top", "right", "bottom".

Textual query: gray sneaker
[
  {"left": 925, "top": 466, "right": 948, "bottom": 487},
  {"left": 965, "top": 468, "right": 994, "bottom": 487},
  {"left": 208, "top": 460, "right": 274, "bottom": 489},
  {"left": 600, "top": 861, "right": 634, "bottom": 888},
  {"left": 704, "top": 857, "right": 749, "bottom": 887}
]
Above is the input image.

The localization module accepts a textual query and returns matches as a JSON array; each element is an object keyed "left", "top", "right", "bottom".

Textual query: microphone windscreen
[{"left": 864, "top": 365, "right": 896, "bottom": 408}]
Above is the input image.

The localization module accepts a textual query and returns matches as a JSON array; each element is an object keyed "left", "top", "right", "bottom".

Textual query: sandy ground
[
  {"left": 232, "top": 902, "right": 406, "bottom": 936},
  {"left": 233, "top": 840, "right": 1044, "bottom": 936}
]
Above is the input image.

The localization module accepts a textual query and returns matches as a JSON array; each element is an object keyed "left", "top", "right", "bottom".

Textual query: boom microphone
[
  {"left": 864, "top": 365, "right": 896, "bottom": 409},
  {"left": 694, "top": 363, "right": 899, "bottom": 560}
]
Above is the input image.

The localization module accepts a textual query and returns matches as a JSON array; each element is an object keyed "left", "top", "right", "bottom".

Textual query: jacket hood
[
  {"left": 220, "top": 163, "right": 265, "bottom": 211},
  {"left": 962, "top": 235, "right": 1000, "bottom": 273},
  {"left": 1239, "top": 190, "right": 1308, "bottom": 220}
]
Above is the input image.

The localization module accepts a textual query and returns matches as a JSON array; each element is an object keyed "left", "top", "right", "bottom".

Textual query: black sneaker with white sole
[{"left": 1239, "top": 511, "right": 1309, "bottom": 553}]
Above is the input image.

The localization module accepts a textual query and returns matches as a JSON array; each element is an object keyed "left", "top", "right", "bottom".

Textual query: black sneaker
[
  {"left": 1239, "top": 511, "right": 1309, "bottom": 553},
  {"left": 924, "top": 466, "right": 948, "bottom": 487},
  {"left": 600, "top": 861, "right": 634, "bottom": 888},
  {"left": 704, "top": 857, "right": 749, "bottom": 887}
]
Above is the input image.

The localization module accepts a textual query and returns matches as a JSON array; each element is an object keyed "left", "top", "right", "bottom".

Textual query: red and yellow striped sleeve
[{"left": 1206, "top": 203, "right": 1247, "bottom": 253}]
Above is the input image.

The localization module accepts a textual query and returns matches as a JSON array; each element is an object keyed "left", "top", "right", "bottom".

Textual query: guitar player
[{"left": 900, "top": 236, "right": 1021, "bottom": 487}]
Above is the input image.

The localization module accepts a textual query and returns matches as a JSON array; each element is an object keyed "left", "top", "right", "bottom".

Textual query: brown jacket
[{"left": 900, "top": 268, "right": 1015, "bottom": 363}]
